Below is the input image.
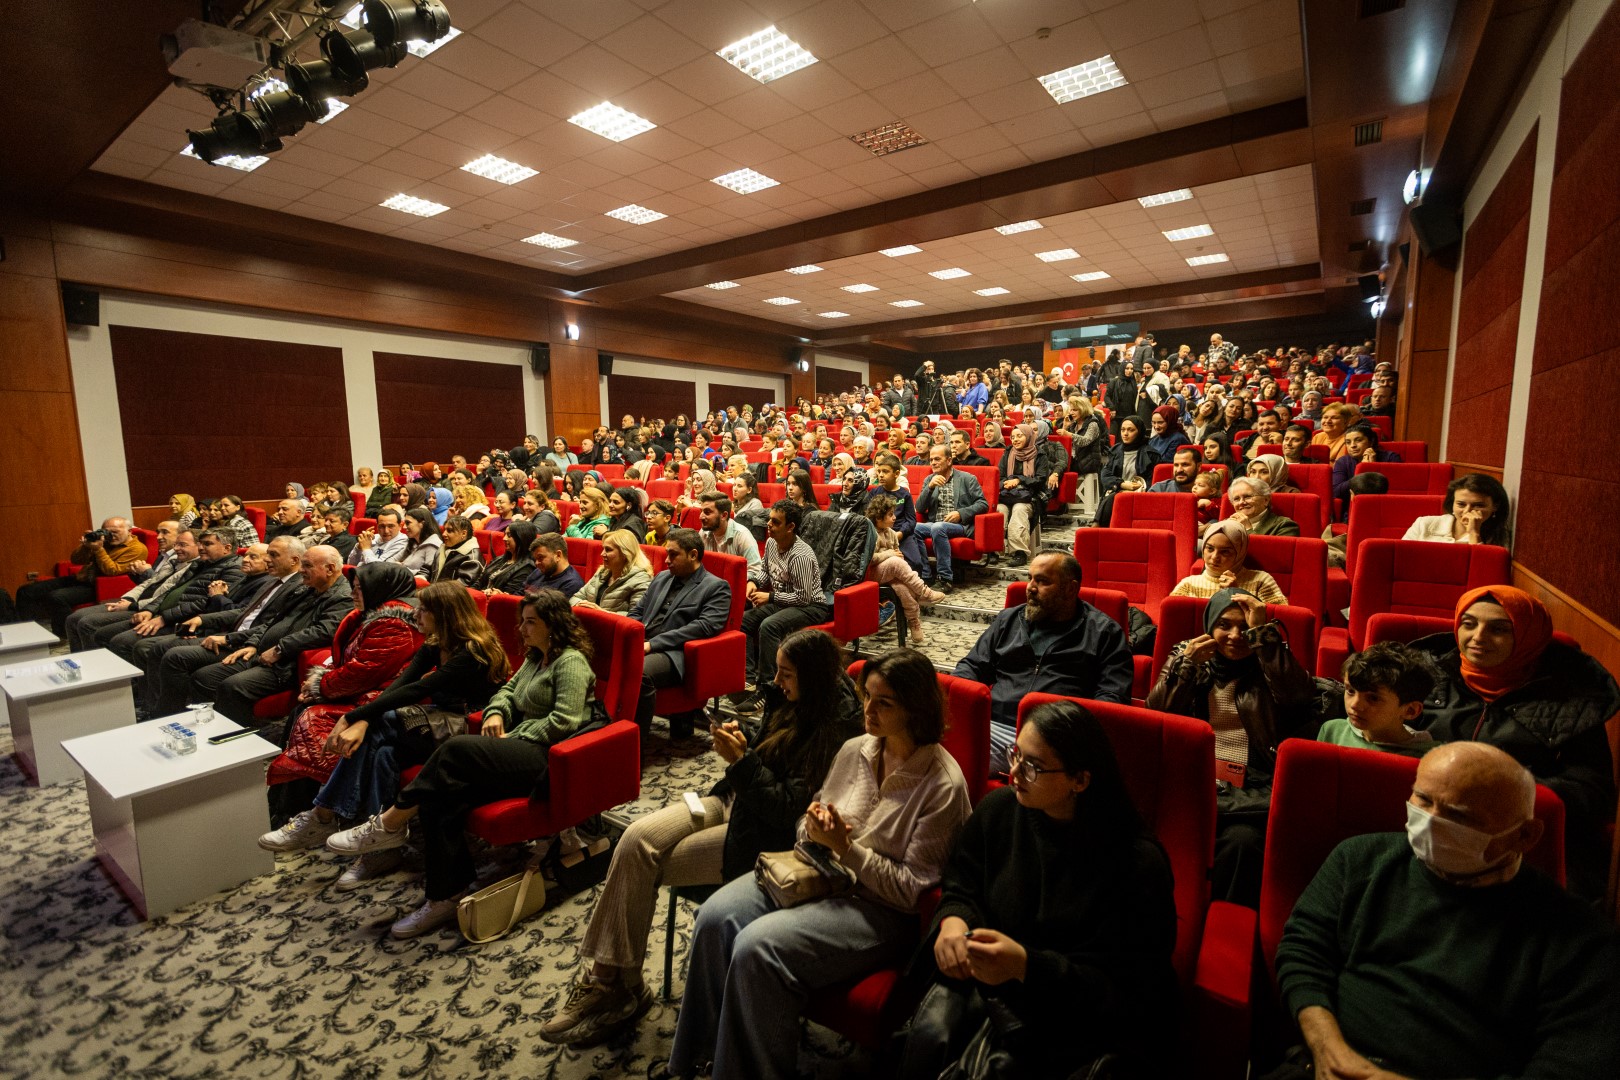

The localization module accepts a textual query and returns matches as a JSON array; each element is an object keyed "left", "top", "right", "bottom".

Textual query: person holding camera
[
  {"left": 62, "top": 520, "right": 184, "bottom": 650},
  {"left": 16, "top": 517, "right": 151, "bottom": 638}
]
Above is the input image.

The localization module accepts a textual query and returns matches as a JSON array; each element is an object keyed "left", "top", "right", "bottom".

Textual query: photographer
[
  {"left": 914, "top": 359, "right": 951, "bottom": 416},
  {"left": 16, "top": 517, "right": 150, "bottom": 638},
  {"left": 62, "top": 520, "right": 184, "bottom": 650}
]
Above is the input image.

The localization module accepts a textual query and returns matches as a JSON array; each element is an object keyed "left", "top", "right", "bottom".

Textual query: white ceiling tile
[
  {"left": 970, "top": 79, "right": 1058, "bottom": 124},
  {"left": 474, "top": 6, "right": 593, "bottom": 68},
  {"left": 932, "top": 46, "right": 1032, "bottom": 99},
  {"left": 1217, "top": 34, "right": 1303, "bottom": 87},
  {"left": 1094, "top": 0, "right": 1204, "bottom": 52},
  {"left": 1148, "top": 91, "right": 1231, "bottom": 130},
  {"left": 1005, "top": 16, "right": 1111, "bottom": 77},
  {"left": 1114, "top": 26, "right": 1215, "bottom": 84},
  {"left": 1206, "top": 0, "right": 1300, "bottom": 54},
  {"left": 547, "top": 45, "right": 654, "bottom": 99},
  {"left": 809, "top": 91, "right": 896, "bottom": 133},
  {"left": 824, "top": 37, "right": 931, "bottom": 91},
  {"left": 862, "top": 0, "right": 974, "bottom": 34},
  {"left": 544, "top": 0, "right": 645, "bottom": 39},
  {"left": 714, "top": 84, "right": 807, "bottom": 128},
  {"left": 1132, "top": 61, "right": 1225, "bottom": 109},
  {"left": 895, "top": 5, "right": 999, "bottom": 67}
]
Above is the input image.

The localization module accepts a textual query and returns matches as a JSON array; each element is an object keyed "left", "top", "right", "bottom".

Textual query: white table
[
  {"left": 3, "top": 649, "right": 140, "bottom": 785},
  {"left": 62, "top": 714, "right": 279, "bottom": 919},
  {"left": 0, "top": 621, "right": 59, "bottom": 729}
]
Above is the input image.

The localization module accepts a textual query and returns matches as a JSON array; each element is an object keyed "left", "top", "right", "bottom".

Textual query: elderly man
[
  {"left": 627, "top": 528, "right": 733, "bottom": 740},
  {"left": 100, "top": 528, "right": 245, "bottom": 661},
  {"left": 914, "top": 443, "right": 987, "bottom": 592},
  {"left": 265, "top": 499, "right": 307, "bottom": 542},
  {"left": 1227, "top": 477, "right": 1300, "bottom": 536},
  {"left": 65, "top": 521, "right": 188, "bottom": 652},
  {"left": 1208, "top": 333, "right": 1238, "bottom": 368},
  {"left": 1275, "top": 742, "right": 1620, "bottom": 1079},
  {"left": 955, "top": 553, "right": 1132, "bottom": 771},
  {"left": 17, "top": 516, "right": 150, "bottom": 637}
]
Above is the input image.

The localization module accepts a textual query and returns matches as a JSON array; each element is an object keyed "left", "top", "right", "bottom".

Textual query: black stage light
[
  {"left": 324, "top": 27, "right": 408, "bottom": 75},
  {"left": 362, "top": 0, "right": 452, "bottom": 47},
  {"left": 284, "top": 56, "right": 366, "bottom": 100},
  {"left": 186, "top": 111, "right": 281, "bottom": 163},
  {"left": 253, "top": 90, "right": 329, "bottom": 137}
]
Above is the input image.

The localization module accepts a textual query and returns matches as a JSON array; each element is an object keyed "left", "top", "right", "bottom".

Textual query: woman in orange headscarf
[{"left": 1409, "top": 585, "right": 1619, "bottom": 898}]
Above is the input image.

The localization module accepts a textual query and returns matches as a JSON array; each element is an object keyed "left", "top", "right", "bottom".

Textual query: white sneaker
[
  {"left": 334, "top": 848, "right": 404, "bottom": 892},
  {"left": 258, "top": 810, "right": 337, "bottom": 852},
  {"left": 389, "top": 894, "right": 462, "bottom": 939},
  {"left": 326, "top": 813, "right": 409, "bottom": 855}
]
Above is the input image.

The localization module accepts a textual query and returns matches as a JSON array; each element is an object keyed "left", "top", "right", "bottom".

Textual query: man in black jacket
[
  {"left": 103, "top": 529, "right": 245, "bottom": 663},
  {"left": 266, "top": 499, "right": 307, "bottom": 542},
  {"left": 628, "top": 529, "right": 733, "bottom": 739},
  {"left": 880, "top": 373, "right": 917, "bottom": 417},
  {"left": 190, "top": 543, "right": 352, "bottom": 724}
]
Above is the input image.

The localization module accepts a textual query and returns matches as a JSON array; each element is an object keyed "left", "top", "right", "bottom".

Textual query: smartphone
[{"left": 206, "top": 728, "right": 261, "bottom": 746}]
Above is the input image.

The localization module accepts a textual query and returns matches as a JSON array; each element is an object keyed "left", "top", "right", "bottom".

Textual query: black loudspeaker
[
  {"left": 1357, "top": 274, "right": 1381, "bottom": 302},
  {"left": 529, "top": 344, "right": 550, "bottom": 375},
  {"left": 597, "top": 353, "right": 614, "bottom": 377},
  {"left": 62, "top": 284, "right": 100, "bottom": 327},
  {"left": 1409, "top": 200, "right": 1462, "bottom": 256}
]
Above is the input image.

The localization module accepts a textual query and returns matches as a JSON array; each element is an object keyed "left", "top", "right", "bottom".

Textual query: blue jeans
[
  {"left": 667, "top": 874, "right": 915, "bottom": 1080},
  {"left": 899, "top": 532, "right": 928, "bottom": 575},
  {"left": 913, "top": 521, "right": 967, "bottom": 580},
  {"left": 314, "top": 711, "right": 434, "bottom": 822}
]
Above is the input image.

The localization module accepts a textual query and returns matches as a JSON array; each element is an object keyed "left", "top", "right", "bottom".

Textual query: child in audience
[
  {"left": 1190, "top": 470, "right": 1222, "bottom": 527},
  {"left": 1318, "top": 642, "right": 1437, "bottom": 758},
  {"left": 864, "top": 494, "right": 946, "bottom": 644}
]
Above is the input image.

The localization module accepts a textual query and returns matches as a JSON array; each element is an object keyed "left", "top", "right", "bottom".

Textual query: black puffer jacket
[{"left": 798, "top": 510, "right": 875, "bottom": 601}]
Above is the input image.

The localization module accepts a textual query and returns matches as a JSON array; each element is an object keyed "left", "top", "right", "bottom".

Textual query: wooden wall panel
[
  {"left": 609, "top": 376, "right": 696, "bottom": 431},
  {"left": 707, "top": 381, "right": 779, "bottom": 416},
  {"left": 108, "top": 325, "right": 351, "bottom": 506},
  {"left": 373, "top": 352, "right": 524, "bottom": 466}
]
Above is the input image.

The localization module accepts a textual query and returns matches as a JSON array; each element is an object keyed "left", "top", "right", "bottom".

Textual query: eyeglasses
[{"left": 1006, "top": 746, "right": 1064, "bottom": 785}]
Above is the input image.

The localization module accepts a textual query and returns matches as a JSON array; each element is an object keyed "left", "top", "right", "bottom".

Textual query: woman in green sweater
[{"left": 329, "top": 589, "right": 599, "bottom": 939}]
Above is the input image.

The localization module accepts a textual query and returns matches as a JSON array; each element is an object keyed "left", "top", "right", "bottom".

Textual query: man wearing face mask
[{"left": 1275, "top": 743, "right": 1620, "bottom": 1080}]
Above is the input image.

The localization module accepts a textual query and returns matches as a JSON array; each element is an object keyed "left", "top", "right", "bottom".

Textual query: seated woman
[
  {"left": 654, "top": 649, "right": 973, "bottom": 1080},
  {"left": 1146, "top": 403, "right": 1186, "bottom": 461},
  {"left": 1403, "top": 473, "right": 1512, "bottom": 549},
  {"left": 1246, "top": 453, "right": 1300, "bottom": 494},
  {"left": 547, "top": 436, "right": 579, "bottom": 471},
  {"left": 481, "top": 491, "right": 517, "bottom": 533},
  {"left": 564, "top": 486, "right": 612, "bottom": 539},
  {"left": 1227, "top": 476, "right": 1300, "bottom": 536},
  {"left": 286, "top": 482, "right": 312, "bottom": 513},
  {"left": 216, "top": 495, "right": 261, "bottom": 548},
  {"left": 643, "top": 499, "right": 676, "bottom": 546},
  {"left": 398, "top": 482, "right": 429, "bottom": 513},
  {"left": 729, "top": 474, "right": 767, "bottom": 540},
  {"left": 397, "top": 508, "right": 444, "bottom": 575},
  {"left": 353, "top": 467, "right": 377, "bottom": 507},
  {"left": 1094, "top": 417, "right": 1160, "bottom": 528},
  {"left": 1330, "top": 423, "right": 1402, "bottom": 500},
  {"left": 1170, "top": 520, "right": 1289, "bottom": 604},
  {"left": 364, "top": 469, "right": 397, "bottom": 517},
  {"left": 827, "top": 465, "right": 870, "bottom": 515},
  {"left": 1146, "top": 588, "right": 1316, "bottom": 905},
  {"left": 784, "top": 470, "right": 820, "bottom": 511},
  {"left": 476, "top": 520, "right": 538, "bottom": 595},
  {"left": 539, "top": 628, "right": 863, "bottom": 1047},
  {"left": 519, "top": 488, "right": 562, "bottom": 535},
  {"left": 602, "top": 486, "right": 647, "bottom": 541},
  {"left": 259, "top": 580, "right": 509, "bottom": 893},
  {"left": 169, "top": 492, "right": 200, "bottom": 530},
  {"left": 865, "top": 494, "right": 946, "bottom": 644},
  {"left": 429, "top": 486, "right": 455, "bottom": 527},
  {"left": 1310, "top": 402, "right": 1363, "bottom": 460},
  {"left": 1409, "top": 586, "right": 1620, "bottom": 900},
  {"left": 324, "top": 589, "right": 591, "bottom": 936},
  {"left": 675, "top": 468, "right": 718, "bottom": 515},
  {"left": 898, "top": 699, "right": 1179, "bottom": 1079},
  {"left": 571, "top": 529, "right": 653, "bottom": 613},
  {"left": 1201, "top": 430, "right": 1241, "bottom": 473},
  {"left": 997, "top": 423, "right": 1057, "bottom": 568},
  {"left": 454, "top": 484, "right": 492, "bottom": 524}
]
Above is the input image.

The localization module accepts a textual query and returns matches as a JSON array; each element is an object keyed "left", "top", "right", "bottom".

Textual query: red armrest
[
  {"left": 1059, "top": 473, "right": 1078, "bottom": 503},
  {"left": 1316, "top": 627, "right": 1351, "bottom": 679},
  {"left": 1132, "top": 655, "right": 1152, "bottom": 704},
  {"left": 683, "top": 631, "right": 747, "bottom": 699},
  {"left": 1192, "top": 900, "right": 1256, "bottom": 1080},
  {"left": 547, "top": 720, "right": 641, "bottom": 827},
  {"left": 95, "top": 575, "right": 133, "bottom": 601},
  {"left": 974, "top": 511, "right": 1005, "bottom": 554},
  {"left": 831, "top": 581, "right": 879, "bottom": 640},
  {"left": 55, "top": 562, "right": 80, "bottom": 578}
]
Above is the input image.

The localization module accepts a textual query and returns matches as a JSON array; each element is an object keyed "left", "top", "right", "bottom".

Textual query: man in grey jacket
[{"left": 913, "top": 444, "right": 987, "bottom": 593}]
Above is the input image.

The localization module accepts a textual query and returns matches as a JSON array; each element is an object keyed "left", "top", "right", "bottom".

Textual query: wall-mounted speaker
[
  {"left": 1357, "top": 274, "right": 1381, "bottom": 302},
  {"left": 62, "top": 284, "right": 101, "bottom": 327},
  {"left": 597, "top": 353, "right": 615, "bottom": 377},
  {"left": 1409, "top": 200, "right": 1462, "bottom": 257},
  {"left": 529, "top": 344, "right": 550, "bottom": 375}
]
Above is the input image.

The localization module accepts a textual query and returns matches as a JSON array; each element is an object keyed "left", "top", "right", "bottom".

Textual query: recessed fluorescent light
[
  {"left": 180, "top": 145, "right": 268, "bottom": 171},
  {"left": 929, "top": 267, "right": 971, "bottom": 279},
  {"left": 1034, "top": 248, "right": 1080, "bottom": 262},
  {"left": 1072, "top": 271, "right": 1111, "bottom": 282},
  {"left": 717, "top": 25, "right": 818, "bottom": 84},
  {"left": 605, "top": 203, "right": 667, "bottom": 224},
  {"left": 785, "top": 264, "right": 822, "bottom": 274},
  {"left": 568, "top": 101, "right": 656, "bottom": 142},
  {"left": 521, "top": 232, "right": 578, "bottom": 249},
  {"left": 841, "top": 283, "right": 879, "bottom": 293},
  {"left": 462, "top": 154, "right": 537, "bottom": 185},
  {"left": 380, "top": 193, "right": 449, "bottom": 217},
  {"left": 1186, "top": 253, "right": 1231, "bottom": 266},
  {"left": 889, "top": 300, "right": 924, "bottom": 308},
  {"left": 406, "top": 25, "right": 461, "bottom": 58},
  {"left": 1138, "top": 189, "right": 1193, "bottom": 207},
  {"left": 705, "top": 280, "right": 740, "bottom": 289},
  {"left": 849, "top": 120, "right": 927, "bottom": 157},
  {"left": 994, "top": 220, "right": 1043, "bottom": 235},
  {"left": 712, "top": 168, "right": 779, "bottom": 193},
  {"left": 1038, "top": 55, "right": 1128, "bottom": 105},
  {"left": 973, "top": 287, "right": 1010, "bottom": 296},
  {"left": 818, "top": 311, "right": 851, "bottom": 319},
  {"left": 880, "top": 244, "right": 922, "bottom": 256},
  {"left": 1162, "top": 224, "right": 1215, "bottom": 242},
  {"left": 763, "top": 296, "right": 798, "bottom": 305}
]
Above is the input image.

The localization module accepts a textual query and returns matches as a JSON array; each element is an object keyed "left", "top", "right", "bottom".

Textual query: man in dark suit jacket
[
  {"left": 187, "top": 544, "right": 352, "bottom": 724},
  {"left": 627, "top": 528, "right": 733, "bottom": 739}
]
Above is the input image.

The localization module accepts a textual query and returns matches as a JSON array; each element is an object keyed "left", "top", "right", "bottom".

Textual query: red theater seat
[
  {"left": 1150, "top": 595, "right": 1317, "bottom": 688},
  {"left": 1354, "top": 461, "right": 1452, "bottom": 497},
  {"left": 1286, "top": 463, "right": 1334, "bottom": 511},
  {"left": 566, "top": 537, "right": 604, "bottom": 579},
  {"left": 1113, "top": 491, "right": 1199, "bottom": 572},
  {"left": 243, "top": 505, "right": 267, "bottom": 542},
  {"left": 653, "top": 552, "right": 750, "bottom": 719},
  {"left": 1380, "top": 440, "right": 1428, "bottom": 463},
  {"left": 1074, "top": 528, "right": 1178, "bottom": 623}
]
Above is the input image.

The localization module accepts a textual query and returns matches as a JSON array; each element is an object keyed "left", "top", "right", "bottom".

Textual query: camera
[{"left": 83, "top": 529, "right": 109, "bottom": 544}]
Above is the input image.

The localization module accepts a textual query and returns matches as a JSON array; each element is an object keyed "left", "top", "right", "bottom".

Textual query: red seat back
[
  {"left": 1242, "top": 534, "right": 1328, "bottom": 618},
  {"left": 1074, "top": 528, "right": 1179, "bottom": 622},
  {"left": 646, "top": 479, "right": 683, "bottom": 502},
  {"left": 1354, "top": 461, "right": 1452, "bottom": 497},
  {"left": 553, "top": 499, "right": 579, "bottom": 531},
  {"left": 1287, "top": 463, "right": 1334, "bottom": 508},
  {"left": 242, "top": 505, "right": 267, "bottom": 542},
  {"left": 573, "top": 606, "right": 646, "bottom": 724},
  {"left": 473, "top": 529, "right": 502, "bottom": 563},
  {"left": 702, "top": 551, "right": 749, "bottom": 632},
  {"left": 1346, "top": 539, "right": 1512, "bottom": 649},
  {"left": 1381, "top": 440, "right": 1428, "bottom": 463},
  {"left": 1002, "top": 582, "right": 1131, "bottom": 634},
  {"left": 485, "top": 593, "right": 526, "bottom": 671},
  {"left": 349, "top": 516, "right": 375, "bottom": 536},
  {"left": 1150, "top": 595, "right": 1317, "bottom": 687},
  {"left": 566, "top": 537, "right": 603, "bottom": 578},
  {"left": 978, "top": 446, "right": 1005, "bottom": 466},
  {"left": 1259, "top": 740, "right": 1565, "bottom": 976},
  {"left": 1344, "top": 495, "right": 1445, "bottom": 578},
  {"left": 640, "top": 544, "right": 668, "bottom": 574},
  {"left": 1217, "top": 492, "right": 1324, "bottom": 539},
  {"left": 1300, "top": 444, "right": 1330, "bottom": 463},
  {"left": 1113, "top": 492, "right": 1199, "bottom": 572}
]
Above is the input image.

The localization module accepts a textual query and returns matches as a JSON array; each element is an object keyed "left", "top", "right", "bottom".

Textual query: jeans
[
  {"left": 667, "top": 874, "right": 915, "bottom": 1080},
  {"left": 913, "top": 521, "right": 967, "bottom": 580},
  {"left": 741, "top": 602, "right": 829, "bottom": 684},
  {"left": 315, "top": 711, "right": 436, "bottom": 822}
]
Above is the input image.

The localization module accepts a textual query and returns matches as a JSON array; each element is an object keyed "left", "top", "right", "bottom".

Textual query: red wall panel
[
  {"left": 608, "top": 375, "right": 696, "bottom": 430},
  {"left": 1521, "top": 2, "right": 1620, "bottom": 625},
  {"left": 707, "top": 380, "right": 781, "bottom": 416},
  {"left": 1449, "top": 127, "right": 1535, "bottom": 468},
  {"left": 374, "top": 352, "right": 524, "bottom": 466},
  {"left": 109, "top": 325, "right": 351, "bottom": 505}
]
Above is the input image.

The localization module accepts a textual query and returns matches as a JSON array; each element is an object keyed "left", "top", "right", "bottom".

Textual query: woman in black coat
[{"left": 1094, "top": 417, "right": 1161, "bottom": 528}]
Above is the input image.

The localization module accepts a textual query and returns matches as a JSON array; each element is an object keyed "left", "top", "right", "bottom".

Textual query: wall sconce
[{"left": 565, "top": 322, "right": 580, "bottom": 341}]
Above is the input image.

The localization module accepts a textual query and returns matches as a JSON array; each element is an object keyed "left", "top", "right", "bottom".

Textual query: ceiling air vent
[
  {"left": 1350, "top": 198, "right": 1377, "bottom": 216},
  {"left": 1359, "top": 0, "right": 1406, "bottom": 17},
  {"left": 1353, "top": 119, "right": 1384, "bottom": 147}
]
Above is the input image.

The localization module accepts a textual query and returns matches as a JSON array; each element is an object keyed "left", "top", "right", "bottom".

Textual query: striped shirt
[{"left": 750, "top": 535, "right": 821, "bottom": 607}]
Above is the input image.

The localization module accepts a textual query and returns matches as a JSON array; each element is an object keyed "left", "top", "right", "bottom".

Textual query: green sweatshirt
[
  {"left": 1315, "top": 718, "right": 1434, "bottom": 759},
  {"left": 1276, "top": 832, "right": 1620, "bottom": 1078},
  {"left": 484, "top": 647, "right": 595, "bottom": 745}
]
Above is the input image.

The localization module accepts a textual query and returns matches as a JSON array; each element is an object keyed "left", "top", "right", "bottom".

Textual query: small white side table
[
  {"left": 62, "top": 715, "right": 279, "bottom": 919},
  {"left": 3, "top": 649, "right": 140, "bottom": 785},
  {"left": 0, "top": 621, "right": 59, "bottom": 729}
]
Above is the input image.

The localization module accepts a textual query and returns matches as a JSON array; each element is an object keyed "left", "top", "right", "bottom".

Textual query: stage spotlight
[
  {"left": 252, "top": 90, "right": 329, "bottom": 136},
  {"left": 363, "top": 0, "right": 452, "bottom": 47},
  {"left": 285, "top": 56, "right": 367, "bottom": 100},
  {"left": 324, "top": 27, "right": 408, "bottom": 76},
  {"left": 187, "top": 111, "right": 281, "bottom": 163}
]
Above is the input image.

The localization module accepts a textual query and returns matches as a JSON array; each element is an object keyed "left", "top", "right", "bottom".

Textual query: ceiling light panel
[
  {"left": 818, "top": 311, "right": 851, "bottom": 318},
  {"left": 994, "top": 220, "right": 1043, "bottom": 235},
  {"left": 763, "top": 296, "right": 798, "bottom": 305},
  {"left": 1038, "top": 55, "right": 1128, "bottom": 104},
  {"left": 929, "top": 267, "right": 971, "bottom": 279},
  {"left": 406, "top": 25, "right": 460, "bottom": 58},
  {"left": 462, "top": 154, "right": 537, "bottom": 185},
  {"left": 890, "top": 300, "right": 924, "bottom": 307},
  {"left": 880, "top": 245, "right": 922, "bottom": 256},
  {"left": 785, "top": 264, "right": 822, "bottom": 274},
  {"left": 849, "top": 120, "right": 927, "bottom": 157},
  {"left": 712, "top": 168, "right": 779, "bottom": 194},
  {"left": 1072, "top": 271, "right": 1111, "bottom": 282},
  {"left": 717, "top": 26, "right": 818, "bottom": 84},
  {"left": 1162, "top": 224, "right": 1215, "bottom": 241},
  {"left": 568, "top": 102, "right": 657, "bottom": 142},
  {"left": 180, "top": 145, "right": 267, "bottom": 171},
  {"left": 1138, "top": 188, "right": 1193, "bottom": 207},
  {"left": 605, "top": 203, "right": 667, "bottom": 224},
  {"left": 974, "top": 287, "right": 1010, "bottom": 296},
  {"left": 521, "top": 232, "right": 578, "bottom": 249},
  {"left": 380, "top": 193, "right": 449, "bottom": 217},
  {"left": 705, "top": 280, "right": 740, "bottom": 289},
  {"left": 1034, "top": 248, "right": 1080, "bottom": 262},
  {"left": 841, "top": 283, "right": 878, "bottom": 293},
  {"left": 1186, "top": 253, "right": 1231, "bottom": 266}
]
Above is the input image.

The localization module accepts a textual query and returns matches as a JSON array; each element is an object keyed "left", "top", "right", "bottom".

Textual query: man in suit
[
  {"left": 64, "top": 520, "right": 183, "bottom": 651},
  {"left": 189, "top": 543, "right": 352, "bottom": 725},
  {"left": 913, "top": 443, "right": 988, "bottom": 593},
  {"left": 627, "top": 528, "right": 733, "bottom": 740},
  {"left": 101, "top": 528, "right": 245, "bottom": 662},
  {"left": 150, "top": 536, "right": 309, "bottom": 715}
]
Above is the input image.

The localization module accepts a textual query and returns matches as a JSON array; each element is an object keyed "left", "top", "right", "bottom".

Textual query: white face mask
[{"left": 1405, "top": 803, "right": 1520, "bottom": 881}]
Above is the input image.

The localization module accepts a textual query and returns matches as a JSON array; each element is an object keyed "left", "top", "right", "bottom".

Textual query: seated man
[
  {"left": 954, "top": 552, "right": 1132, "bottom": 770},
  {"left": 265, "top": 499, "right": 307, "bottom": 542},
  {"left": 190, "top": 544, "right": 351, "bottom": 724},
  {"left": 913, "top": 443, "right": 987, "bottom": 592},
  {"left": 699, "top": 493, "right": 761, "bottom": 570},
  {"left": 66, "top": 522, "right": 194, "bottom": 652},
  {"left": 526, "top": 533, "right": 584, "bottom": 596},
  {"left": 16, "top": 516, "right": 151, "bottom": 638},
  {"left": 102, "top": 528, "right": 245, "bottom": 663},
  {"left": 1275, "top": 742, "right": 1620, "bottom": 1078},
  {"left": 728, "top": 500, "right": 826, "bottom": 714},
  {"left": 1238, "top": 408, "right": 1282, "bottom": 458},
  {"left": 310, "top": 507, "right": 357, "bottom": 560},
  {"left": 349, "top": 505, "right": 407, "bottom": 566},
  {"left": 627, "top": 528, "right": 732, "bottom": 740},
  {"left": 948, "top": 429, "right": 989, "bottom": 468},
  {"left": 1147, "top": 447, "right": 1200, "bottom": 493}
]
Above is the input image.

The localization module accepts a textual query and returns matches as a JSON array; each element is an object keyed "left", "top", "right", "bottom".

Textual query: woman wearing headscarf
[
  {"left": 168, "top": 493, "right": 200, "bottom": 530},
  {"left": 997, "top": 423, "right": 1050, "bottom": 568},
  {"left": 828, "top": 452, "right": 856, "bottom": 483},
  {"left": 428, "top": 486, "right": 455, "bottom": 527},
  {"left": 1245, "top": 453, "right": 1300, "bottom": 494},
  {"left": 1146, "top": 404, "right": 1186, "bottom": 462},
  {"left": 675, "top": 468, "right": 718, "bottom": 515},
  {"left": 1410, "top": 586, "right": 1620, "bottom": 899},
  {"left": 1147, "top": 587, "right": 1316, "bottom": 904},
  {"left": 824, "top": 464, "right": 868, "bottom": 516},
  {"left": 1094, "top": 416, "right": 1160, "bottom": 528},
  {"left": 1330, "top": 423, "right": 1402, "bottom": 500},
  {"left": 398, "top": 482, "right": 429, "bottom": 513},
  {"left": 285, "top": 482, "right": 311, "bottom": 513},
  {"left": 979, "top": 421, "right": 1005, "bottom": 449},
  {"left": 476, "top": 520, "right": 538, "bottom": 595},
  {"left": 1169, "top": 519, "right": 1289, "bottom": 604}
]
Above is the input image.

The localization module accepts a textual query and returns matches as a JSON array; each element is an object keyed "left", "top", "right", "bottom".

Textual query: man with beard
[{"left": 954, "top": 552, "right": 1133, "bottom": 776}]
